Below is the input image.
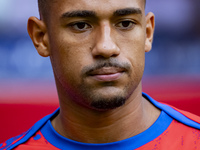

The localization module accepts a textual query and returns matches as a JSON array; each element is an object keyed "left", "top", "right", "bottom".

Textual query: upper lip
[{"left": 88, "top": 67, "right": 126, "bottom": 76}]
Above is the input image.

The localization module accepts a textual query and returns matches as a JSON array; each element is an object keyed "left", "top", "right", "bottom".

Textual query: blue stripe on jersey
[
  {"left": 40, "top": 110, "right": 172, "bottom": 150},
  {"left": 143, "top": 93, "right": 200, "bottom": 129}
]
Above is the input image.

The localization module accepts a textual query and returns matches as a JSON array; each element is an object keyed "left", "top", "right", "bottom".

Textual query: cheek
[
  {"left": 118, "top": 30, "right": 146, "bottom": 79},
  {"left": 49, "top": 36, "right": 92, "bottom": 86},
  {"left": 120, "top": 33, "right": 146, "bottom": 64}
]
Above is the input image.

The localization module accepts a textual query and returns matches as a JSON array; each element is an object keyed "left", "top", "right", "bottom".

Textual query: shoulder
[
  {"left": 160, "top": 103, "right": 200, "bottom": 129},
  {"left": 171, "top": 106, "right": 200, "bottom": 124},
  {"left": 0, "top": 108, "right": 59, "bottom": 150},
  {"left": 143, "top": 93, "right": 200, "bottom": 129},
  {"left": 139, "top": 93, "right": 200, "bottom": 149},
  {"left": 0, "top": 132, "right": 26, "bottom": 150},
  {"left": 137, "top": 119, "right": 200, "bottom": 150},
  {"left": 0, "top": 130, "right": 59, "bottom": 150}
]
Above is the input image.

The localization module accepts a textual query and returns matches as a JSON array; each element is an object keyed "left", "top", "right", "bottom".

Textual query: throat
[{"left": 51, "top": 97, "right": 161, "bottom": 144}]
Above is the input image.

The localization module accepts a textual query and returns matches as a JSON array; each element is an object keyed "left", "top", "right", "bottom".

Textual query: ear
[
  {"left": 145, "top": 12, "right": 155, "bottom": 52},
  {"left": 27, "top": 17, "right": 50, "bottom": 57}
]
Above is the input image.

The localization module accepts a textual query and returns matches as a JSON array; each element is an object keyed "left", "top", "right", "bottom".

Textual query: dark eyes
[
  {"left": 69, "top": 22, "right": 92, "bottom": 31},
  {"left": 116, "top": 20, "right": 136, "bottom": 30},
  {"left": 69, "top": 20, "right": 135, "bottom": 32}
]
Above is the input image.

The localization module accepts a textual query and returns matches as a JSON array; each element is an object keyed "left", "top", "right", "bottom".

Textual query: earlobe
[
  {"left": 145, "top": 12, "right": 155, "bottom": 52},
  {"left": 27, "top": 17, "right": 50, "bottom": 57}
]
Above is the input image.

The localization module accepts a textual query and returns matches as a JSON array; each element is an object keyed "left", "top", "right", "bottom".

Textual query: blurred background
[
  {"left": 0, "top": 0, "right": 199, "bottom": 81},
  {"left": 0, "top": 0, "right": 200, "bottom": 142}
]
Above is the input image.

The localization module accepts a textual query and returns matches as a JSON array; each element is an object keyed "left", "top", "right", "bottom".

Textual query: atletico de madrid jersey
[{"left": 1, "top": 93, "right": 200, "bottom": 150}]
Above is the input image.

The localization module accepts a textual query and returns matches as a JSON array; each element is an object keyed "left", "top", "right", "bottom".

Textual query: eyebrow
[
  {"left": 61, "top": 10, "right": 96, "bottom": 18},
  {"left": 113, "top": 7, "right": 142, "bottom": 16},
  {"left": 61, "top": 7, "right": 142, "bottom": 19}
]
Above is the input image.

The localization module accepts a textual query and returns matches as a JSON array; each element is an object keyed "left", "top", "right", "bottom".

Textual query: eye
[
  {"left": 69, "top": 22, "right": 92, "bottom": 32},
  {"left": 116, "top": 20, "right": 135, "bottom": 30}
]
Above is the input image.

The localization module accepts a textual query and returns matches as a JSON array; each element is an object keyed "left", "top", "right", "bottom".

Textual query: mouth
[{"left": 88, "top": 67, "right": 126, "bottom": 82}]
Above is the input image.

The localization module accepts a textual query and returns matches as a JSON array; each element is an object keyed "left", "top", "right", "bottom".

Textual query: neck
[{"left": 51, "top": 82, "right": 160, "bottom": 143}]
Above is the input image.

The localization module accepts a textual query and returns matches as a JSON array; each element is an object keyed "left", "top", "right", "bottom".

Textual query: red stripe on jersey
[{"left": 137, "top": 120, "right": 200, "bottom": 149}]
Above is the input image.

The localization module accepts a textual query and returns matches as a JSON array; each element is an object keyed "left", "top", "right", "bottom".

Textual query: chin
[
  {"left": 78, "top": 79, "right": 137, "bottom": 111},
  {"left": 90, "top": 96, "right": 127, "bottom": 111}
]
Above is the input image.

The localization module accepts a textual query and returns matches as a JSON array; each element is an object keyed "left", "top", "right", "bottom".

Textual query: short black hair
[
  {"left": 38, "top": 0, "right": 48, "bottom": 20},
  {"left": 38, "top": 0, "right": 146, "bottom": 20}
]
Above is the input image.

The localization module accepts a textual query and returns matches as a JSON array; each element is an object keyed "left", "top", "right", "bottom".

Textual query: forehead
[{"left": 50, "top": 0, "right": 145, "bottom": 18}]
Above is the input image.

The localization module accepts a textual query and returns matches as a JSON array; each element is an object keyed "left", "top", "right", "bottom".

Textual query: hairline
[{"left": 38, "top": 0, "right": 146, "bottom": 21}]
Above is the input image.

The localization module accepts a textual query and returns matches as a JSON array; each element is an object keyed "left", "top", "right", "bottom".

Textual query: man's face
[{"left": 45, "top": 0, "right": 152, "bottom": 110}]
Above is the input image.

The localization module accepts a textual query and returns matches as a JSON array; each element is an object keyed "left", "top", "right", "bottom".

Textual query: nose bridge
[
  {"left": 99, "top": 21, "right": 116, "bottom": 50},
  {"left": 101, "top": 22, "right": 111, "bottom": 44},
  {"left": 92, "top": 21, "right": 120, "bottom": 58}
]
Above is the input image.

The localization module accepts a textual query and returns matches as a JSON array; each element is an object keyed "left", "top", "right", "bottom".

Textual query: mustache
[{"left": 81, "top": 59, "right": 131, "bottom": 76}]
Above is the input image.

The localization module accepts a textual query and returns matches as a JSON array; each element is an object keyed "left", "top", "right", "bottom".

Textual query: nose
[{"left": 92, "top": 22, "right": 120, "bottom": 58}]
